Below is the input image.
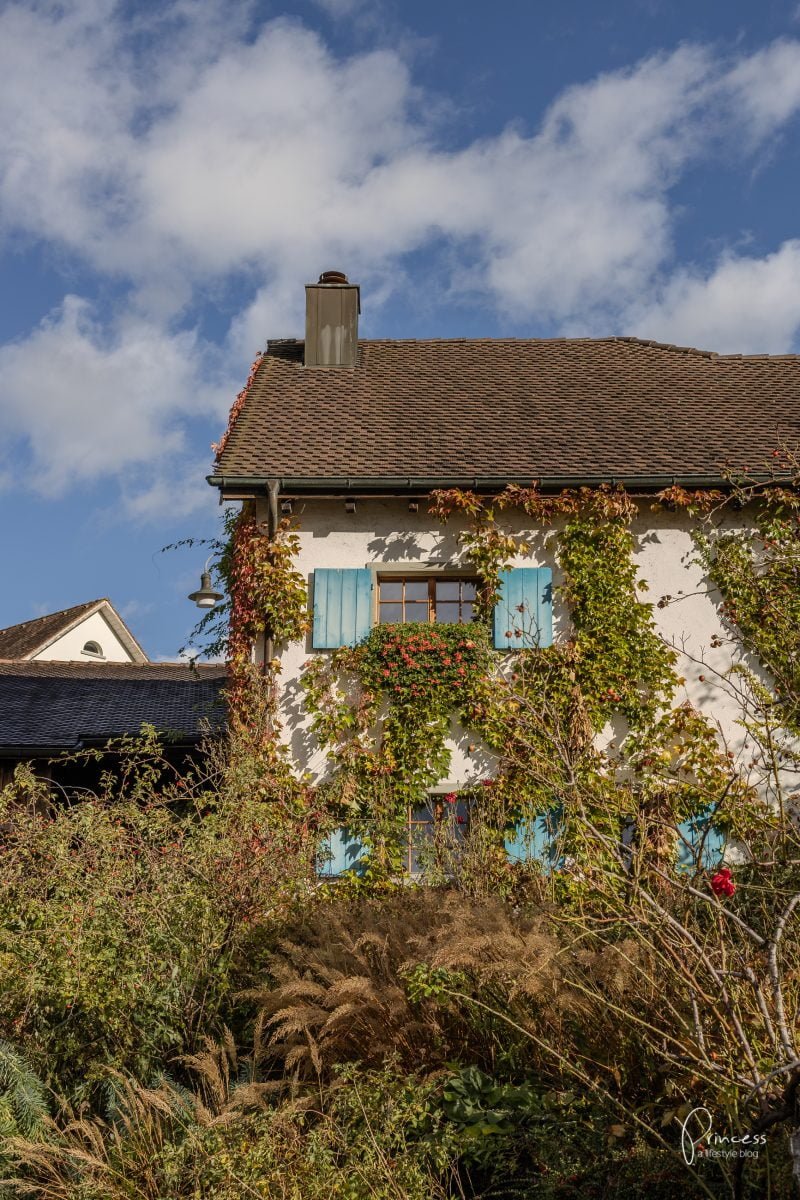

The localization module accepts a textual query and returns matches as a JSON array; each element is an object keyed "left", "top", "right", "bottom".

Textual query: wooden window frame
[{"left": 377, "top": 573, "right": 479, "bottom": 626}]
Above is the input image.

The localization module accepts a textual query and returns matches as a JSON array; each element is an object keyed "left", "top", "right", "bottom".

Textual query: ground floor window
[{"left": 405, "top": 793, "right": 470, "bottom": 875}]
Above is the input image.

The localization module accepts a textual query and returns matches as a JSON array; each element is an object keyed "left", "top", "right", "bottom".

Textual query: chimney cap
[{"left": 317, "top": 270, "right": 350, "bottom": 285}]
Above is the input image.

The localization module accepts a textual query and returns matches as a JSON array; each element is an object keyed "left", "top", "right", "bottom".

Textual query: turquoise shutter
[
  {"left": 505, "top": 807, "right": 563, "bottom": 870},
  {"left": 318, "top": 828, "right": 366, "bottom": 877},
  {"left": 312, "top": 568, "right": 372, "bottom": 648},
  {"left": 493, "top": 568, "right": 553, "bottom": 650},
  {"left": 676, "top": 806, "right": 725, "bottom": 872}
]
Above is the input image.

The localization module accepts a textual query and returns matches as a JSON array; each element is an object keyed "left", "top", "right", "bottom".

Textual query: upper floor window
[
  {"left": 378, "top": 576, "right": 478, "bottom": 625},
  {"left": 81, "top": 640, "right": 104, "bottom": 658}
]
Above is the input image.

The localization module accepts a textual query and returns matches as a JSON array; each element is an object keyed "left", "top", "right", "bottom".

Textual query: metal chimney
[{"left": 304, "top": 270, "right": 360, "bottom": 367}]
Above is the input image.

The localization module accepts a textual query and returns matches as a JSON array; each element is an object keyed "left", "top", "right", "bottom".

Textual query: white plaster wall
[
  {"left": 33, "top": 610, "right": 135, "bottom": 662},
  {"left": 257, "top": 497, "right": 759, "bottom": 785}
]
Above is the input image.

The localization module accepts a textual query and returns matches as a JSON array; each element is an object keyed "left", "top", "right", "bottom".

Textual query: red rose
[
  {"left": 710, "top": 868, "right": 736, "bottom": 898},
  {"left": 444, "top": 792, "right": 457, "bottom": 804}
]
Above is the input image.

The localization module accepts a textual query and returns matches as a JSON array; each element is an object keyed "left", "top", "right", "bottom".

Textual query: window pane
[
  {"left": 436, "top": 580, "right": 460, "bottom": 601},
  {"left": 380, "top": 580, "right": 403, "bottom": 601},
  {"left": 405, "top": 579, "right": 428, "bottom": 601},
  {"left": 412, "top": 802, "right": 436, "bottom": 824},
  {"left": 409, "top": 803, "right": 436, "bottom": 874},
  {"left": 443, "top": 798, "right": 470, "bottom": 841},
  {"left": 462, "top": 580, "right": 478, "bottom": 600},
  {"left": 462, "top": 603, "right": 475, "bottom": 623},
  {"left": 436, "top": 602, "right": 460, "bottom": 623},
  {"left": 379, "top": 603, "right": 402, "bottom": 623},
  {"left": 405, "top": 605, "right": 429, "bottom": 623}
]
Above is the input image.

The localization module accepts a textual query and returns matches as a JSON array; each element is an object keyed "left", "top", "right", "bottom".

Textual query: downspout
[{"left": 263, "top": 479, "right": 280, "bottom": 672}]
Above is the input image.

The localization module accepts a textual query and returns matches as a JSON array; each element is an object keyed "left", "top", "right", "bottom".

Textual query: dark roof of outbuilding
[
  {"left": 211, "top": 337, "right": 800, "bottom": 488},
  {"left": 0, "top": 661, "right": 227, "bottom": 751}
]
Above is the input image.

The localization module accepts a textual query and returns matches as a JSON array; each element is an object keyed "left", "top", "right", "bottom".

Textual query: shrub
[{"left": 0, "top": 735, "right": 318, "bottom": 1099}]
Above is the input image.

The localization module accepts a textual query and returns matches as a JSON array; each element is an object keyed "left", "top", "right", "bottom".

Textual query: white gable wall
[
  {"left": 256, "top": 497, "right": 760, "bottom": 787},
  {"left": 33, "top": 609, "right": 136, "bottom": 663}
]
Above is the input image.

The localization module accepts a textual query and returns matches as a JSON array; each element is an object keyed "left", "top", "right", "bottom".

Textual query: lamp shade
[{"left": 188, "top": 571, "right": 223, "bottom": 609}]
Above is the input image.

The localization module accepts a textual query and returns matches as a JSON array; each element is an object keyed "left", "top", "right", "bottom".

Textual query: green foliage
[
  {"left": 9, "top": 474, "right": 800, "bottom": 1198},
  {"left": 695, "top": 489, "right": 800, "bottom": 733},
  {"left": 303, "top": 623, "right": 491, "bottom": 876},
  {"left": 558, "top": 509, "right": 678, "bottom": 726},
  {"left": 0, "top": 1040, "right": 49, "bottom": 1184},
  {"left": 441, "top": 1063, "right": 544, "bottom": 1139},
  {"left": 0, "top": 733, "right": 317, "bottom": 1099},
  {"left": 10, "top": 1064, "right": 458, "bottom": 1200}
]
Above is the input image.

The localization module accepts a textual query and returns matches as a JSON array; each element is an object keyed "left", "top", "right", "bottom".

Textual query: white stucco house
[{"left": 208, "top": 271, "right": 800, "bottom": 870}]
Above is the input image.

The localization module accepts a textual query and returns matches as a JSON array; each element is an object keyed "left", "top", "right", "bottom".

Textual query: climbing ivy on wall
[
  {"left": 174, "top": 503, "right": 313, "bottom": 804},
  {"left": 298, "top": 483, "right": 739, "bottom": 883},
  {"left": 557, "top": 500, "right": 678, "bottom": 728},
  {"left": 431, "top": 483, "right": 678, "bottom": 729},
  {"left": 303, "top": 623, "right": 491, "bottom": 876},
  {"left": 697, "top": 490, "right": 800, "bottom": 734},
  {"left": 206, "top": 473, "right": 799, "bottom": 884}
]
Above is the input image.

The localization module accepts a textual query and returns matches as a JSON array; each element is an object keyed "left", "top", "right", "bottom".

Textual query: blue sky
[{"left": 1, "top": 0, "right": 800, "bottom": 659}]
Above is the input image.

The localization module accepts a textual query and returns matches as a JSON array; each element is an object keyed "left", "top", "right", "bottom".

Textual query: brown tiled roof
[
  {"left": 0, "top": 600, "right": 102, "bottom": 660},
  {"left": 211, "top": 337, "right": 800, "bottom": 487}
]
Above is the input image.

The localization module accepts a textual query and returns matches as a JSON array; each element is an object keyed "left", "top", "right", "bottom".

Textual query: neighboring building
[
  {"left": 0, "top": 599, "right": 148, "bottom": 664},
  {"left": 0, "top": 601, "right": 226, "bottom": 793},
  {"left": 0, "top": 661, "right": 227, "bottom": 791}
]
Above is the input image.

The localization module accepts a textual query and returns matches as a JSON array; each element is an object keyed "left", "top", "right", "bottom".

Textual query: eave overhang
[{"left": 207, "top": 472, "right": 775, "bottom": 501}]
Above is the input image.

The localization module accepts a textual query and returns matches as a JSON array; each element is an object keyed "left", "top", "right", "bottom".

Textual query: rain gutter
[{"left": 207, "top": 472, "right": 779, "bottom": 500}]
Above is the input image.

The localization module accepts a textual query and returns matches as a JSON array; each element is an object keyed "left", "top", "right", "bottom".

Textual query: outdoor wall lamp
[
  {"left": 280, "top": 498, "right": 293, "bottom": 515},
  {"left": 344, "top": 499, "right": 357, "bottom": 514},
  {"left": 188, "top": 558, "right": 224, "bottom": 609}
]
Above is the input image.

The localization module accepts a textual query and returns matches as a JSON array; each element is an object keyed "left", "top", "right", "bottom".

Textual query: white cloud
[
  {"left": 3, "top": 5, "right": 800, "bottom": 510},
  {"left": 3, "top": 6, "right": 800, "bottom": 323},
  {"left": 0, "top": 296, "right": 230, "bottom": 509},
  {"left": 626, "top": 240, "right": 800, "bottom": 353},
  {"left": 723, "top": 39, "right": 800, "bottom": 142},
  {"left": 120, "top": 599, "right": 156, "bottom": 622}
]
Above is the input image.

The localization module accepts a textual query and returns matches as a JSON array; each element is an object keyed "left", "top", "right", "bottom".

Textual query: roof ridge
[
  {"left": 0, "top": 659, "right": 227, "bottom": 675},
  {"left": 266, "top": 336, "right": 800, "bottom": 357},
  {"left": 264, "top": 335, "right": 799, "bottom": 360},
  {"left": 611, "top": 336, "right": 718, "bottom": 358}
]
